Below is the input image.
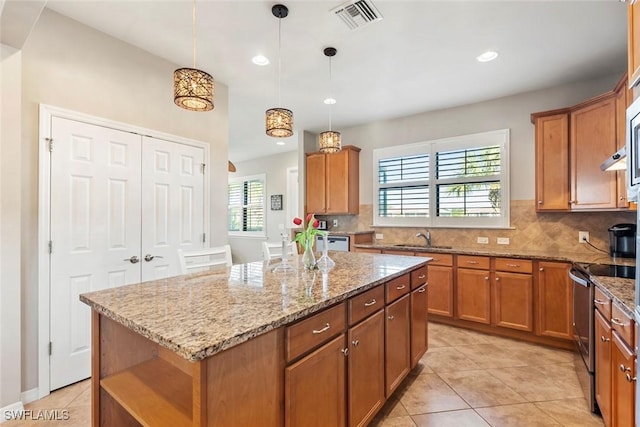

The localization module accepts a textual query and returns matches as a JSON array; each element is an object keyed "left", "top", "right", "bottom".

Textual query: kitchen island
[{"left": 80, "top": 251, "right": 429, "bottom": 427}]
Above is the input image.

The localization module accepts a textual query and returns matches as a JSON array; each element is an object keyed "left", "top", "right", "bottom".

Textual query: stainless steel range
[{"left": 570, "top": 262, "right": 636, "bottom": 414}]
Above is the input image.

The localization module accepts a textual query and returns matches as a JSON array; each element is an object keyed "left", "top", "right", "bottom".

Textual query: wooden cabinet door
[
  {"left": 493, "top": 272, "right": 533, "bottom": 332},
  {"left": 612, "top": 331, "right": 636, "bottom": 427},
  {"left": 285, "top": 334, "right": 347, "bottom": 427},
  {"left": 410, "top": 285, "right": 428, "bottom": 368},
  {"left": 534, "top": 113, "right": 570, "bottom": 211},
  {"left": 385, "top": 294, "right": 410, "bottom": 397},
  {"left": 456, "top": 268, "right": 491, "bottom": 324},
  {"left": 570, "top": 95, "right": 617, "bottom": 210},
  {"left": 615, "top": 80, "right": 630, "bottom": 209},
  {"left": 629, "top": 1, "right": 640, "bottom": 88},
  {"left": 535, "top": 261, "right": 573, "bottom": 340},
  {"left": 326, "top": 149, "right": 349, "bottom": 214},
  {"left": 348, "top": 310, "right": 385, "bottom": 427},
  {"left": 426, "top": 265, "right": 454, "bottom": 317},
  {"left": 306, "top": 153, "right": 326, "bottom": 214},
  {"left": 595, "top": 310, "right": 612, "bottom": 427}
]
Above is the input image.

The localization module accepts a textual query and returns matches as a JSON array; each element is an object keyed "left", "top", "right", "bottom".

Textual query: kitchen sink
[{"left": 393, "top": 244, "right": 453, "bottom": 249}]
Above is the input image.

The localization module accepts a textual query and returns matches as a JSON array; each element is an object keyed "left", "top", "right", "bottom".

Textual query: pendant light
[
  {"left": 173, "top": 0, "right": 214, "bottom": 112},
  {"left": 319, "top": 47, "right": 342, "bottom": 153},
  {"left": 266, "top": 4, "right": 294, "bottom": 138}
]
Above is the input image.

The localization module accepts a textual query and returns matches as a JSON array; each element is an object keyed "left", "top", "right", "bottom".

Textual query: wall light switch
[
  {"left": 477, "top": 237, "right": 489, "bottom": 244},
  {"left": 376, "top": 233, "right": 384, "bottom": 240},
  {"left": 497, "top": 237, "right": 510, "bottom": 245}
]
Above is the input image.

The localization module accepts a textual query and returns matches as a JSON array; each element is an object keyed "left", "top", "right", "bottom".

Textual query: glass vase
[{"left": 302, "top": 237, "right": 317, "bottom": 270}]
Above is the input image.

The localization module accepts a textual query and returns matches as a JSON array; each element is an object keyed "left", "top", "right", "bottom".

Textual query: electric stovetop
[{"left": 585, "top": 263, "right": 635, "bottom": 279}]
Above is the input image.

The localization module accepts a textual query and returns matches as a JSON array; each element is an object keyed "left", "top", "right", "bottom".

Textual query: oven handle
[{"left": 569, "top": 269, "right": 590, "bottom": 287}]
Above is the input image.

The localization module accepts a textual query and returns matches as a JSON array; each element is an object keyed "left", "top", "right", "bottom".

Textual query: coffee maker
[{"left": 608, "top": 223, "right": 637, "bottom": 258}]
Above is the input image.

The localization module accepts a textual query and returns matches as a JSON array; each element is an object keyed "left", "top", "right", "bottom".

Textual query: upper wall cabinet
[
  {"left": 629, "top": 1, "right": 640, "bottom": 89},
  {"left": 531, "top": 75, "right": 630, "bottom": 212},
  {"left": 306, "top": 145, "right": 360, "bottom": 215}
]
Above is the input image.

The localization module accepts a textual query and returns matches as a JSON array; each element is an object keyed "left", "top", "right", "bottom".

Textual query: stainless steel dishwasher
[{"left": 316, "top": 235, "right": 350, "bottom": 252}]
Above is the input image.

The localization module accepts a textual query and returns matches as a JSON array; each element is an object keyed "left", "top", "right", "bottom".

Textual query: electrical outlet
[
  {"left": 497, "top": 237, "right": 510, "bottom": 245},
  {"left": 477, "top": 236, "right": 489, "bottom": 244},
  {"left": 376, "top": 233, "right": 384, "bottom": 240},
  {"left": 332, "top": 219, "right": 338, "bottom": 227},
  {"left": 579, "top": 231, "right": 590, "bottom": 243}
]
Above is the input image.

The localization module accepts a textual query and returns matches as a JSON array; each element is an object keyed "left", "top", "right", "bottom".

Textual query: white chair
[
  {"left": 177, "top": 245, "right": 232, "bottom": 274},
  {"left": 262, "top": 241, "right": 298, "bottom": 262}
]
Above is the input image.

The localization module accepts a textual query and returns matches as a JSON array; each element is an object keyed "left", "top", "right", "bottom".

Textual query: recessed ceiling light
[
  {"left": 476, "top": 51, "right": 498, "bottom": 63},
  {"left": 276, "top": 141, "right": 286, "bottom": 146},
  {"left": 252, "top": 55, "right": 270, "bottom": 66},
  {"left": 324, "top": 98, "right": 337, "bottom": 105}
]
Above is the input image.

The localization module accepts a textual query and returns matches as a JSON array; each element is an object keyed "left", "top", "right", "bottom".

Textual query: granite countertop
[
  {"left": 359, "top": 243, "right": 637, "bottom": 315},
  {"left": 80, "top": 252, "right": 427, "bottom": 362}
]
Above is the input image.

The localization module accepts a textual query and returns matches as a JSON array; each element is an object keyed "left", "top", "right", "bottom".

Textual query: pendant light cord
[
  {"left": 277, "top": 15, "right": 282, "bottom": 106},
  {"left": 192, "top": 0, "right": 197, "bottom": 68},
  {"left": 328, "top": 56, "right": 333, "bottom": 131}
]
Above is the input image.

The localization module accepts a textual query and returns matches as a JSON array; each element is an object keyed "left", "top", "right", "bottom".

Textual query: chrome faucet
[{"left": 416, "top": 228, "right": 431, "bottom": 247}]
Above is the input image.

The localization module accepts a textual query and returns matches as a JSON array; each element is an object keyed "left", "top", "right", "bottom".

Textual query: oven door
[{"left": 570, "top": 267, "right": 594, "bottom": 372}]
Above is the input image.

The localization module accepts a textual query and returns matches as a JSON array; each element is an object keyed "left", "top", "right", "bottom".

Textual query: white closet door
[
  {"left": 141, "top": 136, "right": 205, "bottom": 281},
  {"left": 49, "top": 117, "right": 142, "bottom": 390}
]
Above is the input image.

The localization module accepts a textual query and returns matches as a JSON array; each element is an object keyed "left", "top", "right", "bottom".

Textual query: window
[
  {"left": 373, "top": 129, "right": 510, "bottom": 228},
  {"left": 228, "top": 174, "right": 266, "bottom": 236}
]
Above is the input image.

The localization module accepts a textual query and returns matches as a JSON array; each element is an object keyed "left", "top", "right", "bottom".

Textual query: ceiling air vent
[{"left": 331, "top": 0, "right": 383, "bottom": 30}]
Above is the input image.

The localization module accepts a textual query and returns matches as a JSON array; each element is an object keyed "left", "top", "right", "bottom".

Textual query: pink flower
[
  {"left": 313, "top": 220, "right": 319, "bottom": 228},
  {"left": 293, "top": 217, "right": 302, "bottom": 226},
  {"left": 306, "top": 213, "right": 313, "bottom": 222}
]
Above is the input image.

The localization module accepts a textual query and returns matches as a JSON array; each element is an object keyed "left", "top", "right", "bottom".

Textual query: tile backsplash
[{"left": 316, "top": 200, "right": 636, "bottom": 256}]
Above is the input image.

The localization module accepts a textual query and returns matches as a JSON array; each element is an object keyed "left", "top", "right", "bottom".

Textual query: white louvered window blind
[
  {"left": 228, "top": 174, "right": 266, "bottom": 236},
  {"left": 373, "top": 129, "right": 510, "bottom": 228}
]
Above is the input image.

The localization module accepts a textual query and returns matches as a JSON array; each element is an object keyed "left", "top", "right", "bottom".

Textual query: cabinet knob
[
  {"left": 341, "top": 348, "right": 349, "bottom": 356},
  {"left": 569, "top": 200, "right": 576, "bottom": 204},
  {"left": 600, "top": 336, "right": 610, "bottom": 343},
  {"left": 620, "top": 197, "right": 626, "bottom": 201},
  {"left": 388, "top": 315, "right": 395, "bottom": 321},
  {"left": 537, "top": 200, "right": 543, "bottom": 204},
  {"left": 627, "top": 373, "right": 636, "bottom": 383},
  {"left": 539, "top": 267, "right": 544, "bottom": 272},
  {"left": 620, "top": 364, "right": 631, "bottom": 373},
  {"left": 484, "top": 276, "right": 489, "bottom": 280},
  {"left": 495, "top": 277, "right": 500, "bottom": 281},
  {"left": 352, "top": 340, "right": 359, "bottom": 347}
]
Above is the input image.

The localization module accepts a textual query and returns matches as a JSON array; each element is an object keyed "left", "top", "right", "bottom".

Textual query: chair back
[
  {"left": 262, "top": 241, "right": 297, "bottom": 262},
  {"left": 177, "top": 245, "right": 232, "bottom": 274}
]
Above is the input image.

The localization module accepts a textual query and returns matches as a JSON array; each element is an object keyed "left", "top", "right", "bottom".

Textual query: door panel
[
  {"left": 141, "top": 137, "right": 205, "bottom": 281},
  {"left": 50, "top": 117, "right": 142, "bottom": 390}
]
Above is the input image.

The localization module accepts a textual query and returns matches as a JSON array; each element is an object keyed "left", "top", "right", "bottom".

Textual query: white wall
[
  {"left": 1, "top": 44, "right": 22, "bottom": 409},
  {"left": 229, "top": 150, "right": 298, "bottom": 263},
  {"left": 16, "top": 9, "right": 229, "bottom": 395},
  {"left": 339, "top": 73, "right": 622, "bottom": 204}
]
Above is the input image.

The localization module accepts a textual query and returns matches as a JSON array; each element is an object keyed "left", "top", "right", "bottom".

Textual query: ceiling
[{"left": 42, "top": 1, "right": 627, "bottom": 162}]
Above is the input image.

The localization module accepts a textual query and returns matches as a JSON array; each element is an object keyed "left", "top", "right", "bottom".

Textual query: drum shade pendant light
[
  {"left": 266, "top": 4, "right": 293, "bottom": 138},
  {"left": 319, "top": 47, "right": 342, "bottom": 153},
  {"left": 173, "top": 0, "right": 214, "bottom": 112}
]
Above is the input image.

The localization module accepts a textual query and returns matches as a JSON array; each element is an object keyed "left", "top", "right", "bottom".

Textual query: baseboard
[
  {"left": 20, "top": 388, "right": 39, "bottom": 405},
  {"left": 0, "top": 401, "right": 24, "bottom": 423}
]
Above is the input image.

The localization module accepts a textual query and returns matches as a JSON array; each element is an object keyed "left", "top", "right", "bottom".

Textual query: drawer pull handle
[
  {"left": 418, "top": 287, "right": 426, "bottom": 293},
  {"left": 312, "top": 323, "right": 330, "bottom": 334},
  {"left": 364, "top": 299, "right": 377, "bottom": 307},
  {"left": 620, "top": 364, "right": 631, "bottom": 373},
  {"left": 467, "top": 261, "right": 479, "bottom": 265},
  {"left": 396, "top": 284, "right": 406, "bottom": 290},
  {"left": 611, "top": 318, "right": 627, "bottom": 327},
  {"left": 505, "top": 263, "right": 520, "bottom": 267},
  {"left": 418, "top": 274, "right": 426, "bottom": 279},
  {"left": 601, "top": 336, "right": 610, "bottom": 342},
  {"left": 388, "top": 315, "right": 395, "bottom": 321},
  {"left": 594, "top": 299, "right": 607, "bottom": 305},
  {"left": 627, "top": 373, "right": 636, "bottom": 383}
]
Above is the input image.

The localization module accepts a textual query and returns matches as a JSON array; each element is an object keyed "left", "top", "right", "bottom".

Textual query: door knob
[
  {"left": 144, "top": 254, "right": 164, "bottom": 262},
  {"left": 124, "top": 256, "right": 140, "bottom": 264}
]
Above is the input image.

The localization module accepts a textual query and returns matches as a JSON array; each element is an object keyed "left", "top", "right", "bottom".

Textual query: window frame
[
  {"left": 228, "top": 173, "right": 267, "bottom": 238},
  {"left": 373, "top": 129, "right": 510, "bottom": 229}
]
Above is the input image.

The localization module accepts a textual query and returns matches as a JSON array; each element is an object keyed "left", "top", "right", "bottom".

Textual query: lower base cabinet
[
  {"left": 285, "top": 334, "right": 347, "bottom": 427},
  {"left": 612, "top": 331, "right": 636, "bottom": 427},
  {"left": 536, "top": 262, "right": 573, "bottom": 340},
  {"left": 385, "top": 294, "right": 411, "bottom": 396},
  {"left": 410, "top": 285, "right": 428, "bottom": 368},
  {"left": 595, "top": 309, "right": 612, "bottom": 427},
  {"left": 493, "top": 271, "right": 533, "bottom": 331},
  {"left": 348, "top": 310, "right": 385, "bottom": 427},
  {"left": 457, "top": 268, "right": 491, "bottom": 324}
]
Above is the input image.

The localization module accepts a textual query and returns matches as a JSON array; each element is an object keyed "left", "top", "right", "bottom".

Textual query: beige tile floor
[
  {"left": 3, "top": 323, "right": 604, "bottom": 426},
  {"left": 371, "top": 322, "right": 605, "bottom": 427}
]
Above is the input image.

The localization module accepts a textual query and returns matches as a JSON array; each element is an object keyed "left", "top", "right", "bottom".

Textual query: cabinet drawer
[
  {"left": 416, "top": 252, "right": 453, "bottom": 266},
  {"left": 410, "top": 266, "right": 428, "bottom": 290},
  {"left": 386, "top": 274, "right": 411, "bottom": 303},
  {"left": 286, "top": 302, "right": 346, "bottom": 362},
  {"left": 594, "top": 286, "right": 612, "bottom": 320},
  {"left": 495, "top": 258, "right": 532, "bottom": 274},
  {"left": 611, "top": 302, "right": 635, "bottom": 347},
  {"left": 348, "top": 285, "right": 384, "bottom": 326},
  {"left": 457, "top": 255, "right": 490, "bottom": 270}
]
